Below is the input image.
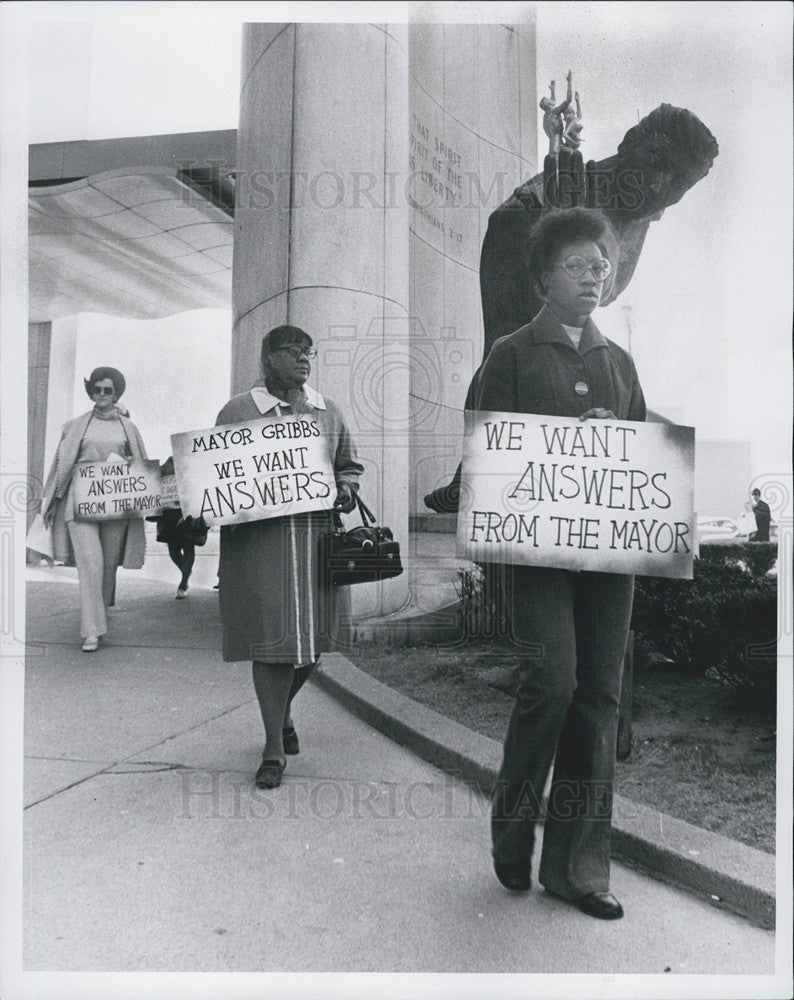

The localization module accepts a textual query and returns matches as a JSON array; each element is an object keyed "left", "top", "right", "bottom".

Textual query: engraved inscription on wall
[{"left": 408, "top": 112, "right": 466, "bottom": 248}]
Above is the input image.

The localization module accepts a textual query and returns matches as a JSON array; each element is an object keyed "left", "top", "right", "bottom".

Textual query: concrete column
[
  {"left": 42, "top": 316, "right": 78, "bottom": 474},
  {"left": 233, "top": 23, "right": 410, "bottom": 616},
  {"left": 27, "top": 322, "right": 51, "bottom": 524},
  {"left": 408, "top": 22, "right": 537, "bottom": 514}
]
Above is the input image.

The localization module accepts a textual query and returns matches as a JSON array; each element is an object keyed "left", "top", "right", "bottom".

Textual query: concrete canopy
[{"left": 28, "top": 130, "right": 237, "bottom": 322}]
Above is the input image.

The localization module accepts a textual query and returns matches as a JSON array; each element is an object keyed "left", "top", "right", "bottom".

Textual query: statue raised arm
[
  {"left": 540, "top": 71, "right": 574, "bottom": 155},
  {"left": 562, "top": 90, "right": 583, "bottom": 150}
]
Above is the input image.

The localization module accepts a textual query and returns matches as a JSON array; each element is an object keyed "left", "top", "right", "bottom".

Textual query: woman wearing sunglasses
[
  {"left": 216, "top": 325, "right": 363, "bottom": 789},
  {"left": 41, "top": 366, "right": 149, "bottom": 652},
  {"left": 478, "top": 208, "right": 646, "bottom": 921}
]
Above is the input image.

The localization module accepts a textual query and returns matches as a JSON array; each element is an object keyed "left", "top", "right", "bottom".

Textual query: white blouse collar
[{"left": 250, "top": 384, "right": 327, "bottom": 414}]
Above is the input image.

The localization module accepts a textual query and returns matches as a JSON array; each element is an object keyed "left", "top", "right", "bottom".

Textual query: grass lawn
[{"left": 350, "top": 640, "right": 776, "bottom": 855}]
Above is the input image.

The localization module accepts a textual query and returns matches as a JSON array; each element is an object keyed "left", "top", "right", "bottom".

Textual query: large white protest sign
[
  {"left": 72, "top": 458, "right": 164, "bottom": 521},
  {"left": 457, "top": 412, "right": 695, "bottom": 579},
  {"left": 171, "top": 414, "right": 337, "bottom": 527}
]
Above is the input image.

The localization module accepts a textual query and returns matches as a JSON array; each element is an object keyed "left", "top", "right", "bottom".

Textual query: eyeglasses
[
  {"left": 273, "top": 346, "right": 317, "bottom": 360},
  {"left": 92, "top": 386, "right": 115, "bottom": 396},
  {"left": 551, "top": 255, "right": 612, "bottom": 282}
]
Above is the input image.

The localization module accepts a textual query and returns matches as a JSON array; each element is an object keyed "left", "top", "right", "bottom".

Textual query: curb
[{"left": 316, "top": 652, "right": 776, "bottom": 930}]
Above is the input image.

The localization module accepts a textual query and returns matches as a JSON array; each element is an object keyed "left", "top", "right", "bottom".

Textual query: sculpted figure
[
  {"left": 425, "top": 104, "right": 718, "bottom": 513},
  {"left": 539, "top": 71, "right": 573, "bottom": 156},
  {"left": 480, "top": 103, "right": 719, "bottom": 357},
  {"left": 562, "top": 90, "right": 583, "bottom": 150}
]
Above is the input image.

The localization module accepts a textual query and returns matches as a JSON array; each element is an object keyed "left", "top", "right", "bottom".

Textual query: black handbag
[{"left": 320, "top": 493, "right": 403, "bottom": 586}]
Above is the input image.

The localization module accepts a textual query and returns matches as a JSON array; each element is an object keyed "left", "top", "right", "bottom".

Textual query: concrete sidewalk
[{"left": 22, "top": 572, "right": 776, "bottom": 974}]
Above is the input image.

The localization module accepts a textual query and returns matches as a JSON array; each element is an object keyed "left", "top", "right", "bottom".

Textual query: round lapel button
[{"left": 574, "top": 381, "right": 589, "bottom": 395}]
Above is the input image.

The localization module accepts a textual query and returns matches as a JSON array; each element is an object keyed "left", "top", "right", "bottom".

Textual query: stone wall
[{"left": 233, "top": 22, "right": 536, "bottom": 615}]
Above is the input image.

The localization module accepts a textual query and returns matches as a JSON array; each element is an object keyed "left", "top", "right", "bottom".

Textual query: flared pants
[
  {"left": 491, "top": 566, "right": 634, "bottom": 898},
  {"left": 67, "top": 519, "right": 128, "bottom": 638}
]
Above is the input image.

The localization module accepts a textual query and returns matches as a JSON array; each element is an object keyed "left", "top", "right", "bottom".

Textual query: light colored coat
[
  {"left": 41, "top": 409, "right": 148, "bottom": 567},
  {"left": 216, "top": 387, "right": 363, "bottom": 665}
]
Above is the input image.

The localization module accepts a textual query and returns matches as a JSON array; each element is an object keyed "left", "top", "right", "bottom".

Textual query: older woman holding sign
[
  {"left": 216, "top": 325, "right": 363, "bottom": 789},
  {"left": 477, "top": 208, "right": 646, "bottom": 920},
  {"left": 41, "top": 366, "right": 148, "bottom": 652}
]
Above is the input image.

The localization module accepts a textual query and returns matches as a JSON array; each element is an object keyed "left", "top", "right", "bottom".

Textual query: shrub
[
  {"left": 698, "top": 540, "right": 778, "bottom": 577},
  {"left": 632, "top": 558, "right": 777, "bottom": 702},
  {"left": 456, "top": 566, "right": 509, "bottom": 640}
]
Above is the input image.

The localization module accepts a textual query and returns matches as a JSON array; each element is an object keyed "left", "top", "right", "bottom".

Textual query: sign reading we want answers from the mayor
[
  {"left": 72, "top": 458, "right": 164, "bottom": 520},
  {"left": 171, "top": 413, "right": 337, "bottom": 527},
  {"left": 457, "top": 412, "right": 695, "bottom": 579}
]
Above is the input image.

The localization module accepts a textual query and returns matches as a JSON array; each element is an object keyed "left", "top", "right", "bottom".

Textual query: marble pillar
[
  {"left": 408, "top": 21, "right": 537, "bottom": 514},
  {"left": 42, "top": 316, "right": 78, "bottom": 476},
  {"left": 27, "top": 322, "right": 51, "bottom": 525},
  {"left": 234, "top": 23, "right": 410, "bottom": 616}
]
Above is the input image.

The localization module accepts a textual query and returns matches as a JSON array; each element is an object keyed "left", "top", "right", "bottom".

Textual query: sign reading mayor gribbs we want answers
[
  {"left": 457, "top": 412, "right": 695, "bottom": 579},
  {"left": 171, "top": 414, "right": 337, "bottom": 527}
]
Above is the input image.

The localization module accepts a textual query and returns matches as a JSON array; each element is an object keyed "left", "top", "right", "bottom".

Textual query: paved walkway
[{"left": 21, "top": 570, "right": 777, "bottom": 975}]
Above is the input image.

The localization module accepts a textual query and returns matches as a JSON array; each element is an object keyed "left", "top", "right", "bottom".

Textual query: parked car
[
  {"left": 697, "top": 516, "right": 744, "bottom": 542},
  {"left": 697, "top": 515, "right": 778, "bottom": 543}
]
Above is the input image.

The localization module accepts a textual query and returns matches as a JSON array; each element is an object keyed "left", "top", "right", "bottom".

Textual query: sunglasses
[
  {"left": 273, "top": 346, "right": 317, "bottom": 360},
  {"left": 551, "top": 255, "right": 612, "bottom": 282},
  {"left": 92, "top": 386, "right": 115, "bottom": 396}
]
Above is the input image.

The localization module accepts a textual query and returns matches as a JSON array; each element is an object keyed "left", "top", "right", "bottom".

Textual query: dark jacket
[{"left": 476, "top": 305, "right": 646, "bottom": 421}]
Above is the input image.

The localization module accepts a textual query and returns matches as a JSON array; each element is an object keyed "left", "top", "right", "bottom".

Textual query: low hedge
[
  {"left": 632, "top": 550, "right": 777, "bottom": 705},
  {"left": 457, "top": 545, "right": 778, "bottom": 704},
  {"left": 697, "top": 540, "right": 778, "bottom": 577}
]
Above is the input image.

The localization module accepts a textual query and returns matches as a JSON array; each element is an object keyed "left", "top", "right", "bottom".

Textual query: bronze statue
[
  {"left": 540, "top": 71, "right": 573, "bottom": 156},
  {"left": 481, "top": 103, "right": 718, "bottom": 360},
  {"left": 562, "top": 90, "right": 583, "bottom": 150},
  {"left": 425, "top": 103, "right": 718, "bottom": 513}
]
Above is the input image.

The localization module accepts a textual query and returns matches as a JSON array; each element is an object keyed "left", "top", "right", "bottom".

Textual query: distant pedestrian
[
  {"left": 147, "top": 457, "right": 207, "bottom": 599},
  {"left": 40, "top": 366, "right": 148, "bottom": 652},
  {"left": 747, "top": 488, "right": 771, "bottom": 542}
]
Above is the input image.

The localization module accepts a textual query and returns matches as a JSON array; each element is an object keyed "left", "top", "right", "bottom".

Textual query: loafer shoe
[
  {"left": 493, "top": 858, "right": 531, "bottom": 892},
  {"left": 282, "top": 726, "right": 300, "bottom": 755},
  {"left": 573, "top": 891, "right": 624, "bottom": 920},
  {"left": 255, "top": 756, "right": 285, "bottom": 789}
]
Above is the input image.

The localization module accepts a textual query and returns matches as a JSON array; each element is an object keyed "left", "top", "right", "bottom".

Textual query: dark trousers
[{"left": 492, "top": 567, "right": 634, "bottom": 898}]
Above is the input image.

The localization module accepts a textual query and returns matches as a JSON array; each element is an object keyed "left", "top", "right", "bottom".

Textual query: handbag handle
[{"left": 332, "top": 490, "right": 377, "bottom": 530}]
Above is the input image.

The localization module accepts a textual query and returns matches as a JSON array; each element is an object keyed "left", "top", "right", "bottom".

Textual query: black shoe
[
  {"left": 573, "top": 891, "right": 624, "bottom": 920},
  {"left": 493, "top": 858, "right": 531, "bottom": 892},
  {"left": 254, "top": 756, "right": 285, "bottom": 789},
  {"left": 282, "top": 725, "right": 300, "bottom": 756}
]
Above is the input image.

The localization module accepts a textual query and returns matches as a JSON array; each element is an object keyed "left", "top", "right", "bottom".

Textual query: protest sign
[
  {"left": 457, "top": 412, "right": 695, "bottom": 579},
  {"left": 158, "top": 474, "right": 181, "bottom": 509},
  {"left": 72, "top": 458, "right": 164, "bottom": 521},
  {"left": 171, "top": 414, "right": 337, "bottom": 527}
]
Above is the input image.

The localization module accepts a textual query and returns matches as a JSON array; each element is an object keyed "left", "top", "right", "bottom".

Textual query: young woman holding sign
[
  {"left": 478, "top": 209, "right": 646, "bottom": 920},
  {"left": 41, "top": 366, "right": 149, "bottom": 652},
  {"left": 216, "top": 326, "right": 363, "bottom": 789}
]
